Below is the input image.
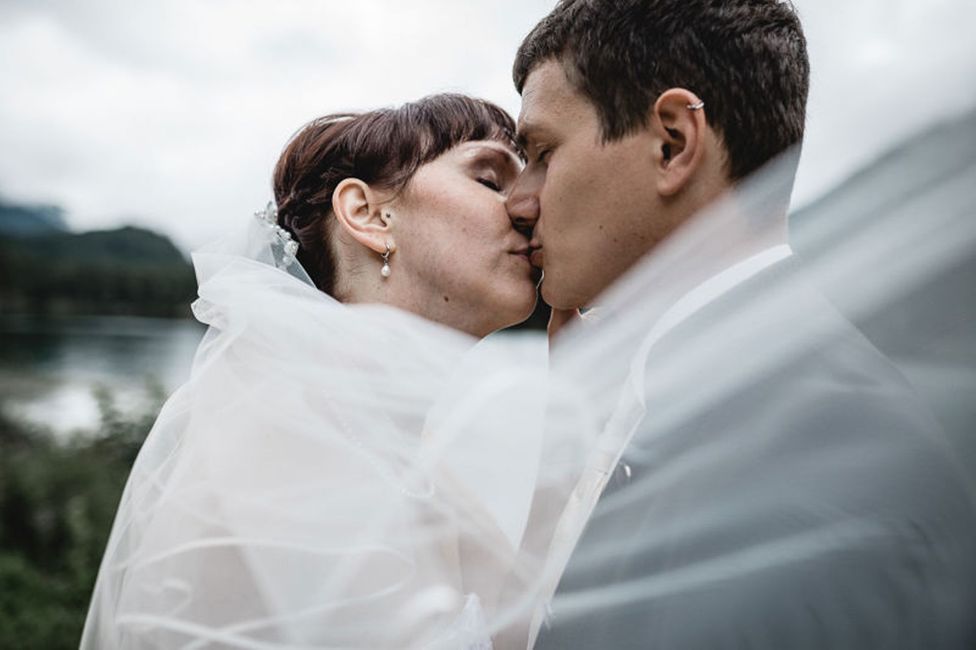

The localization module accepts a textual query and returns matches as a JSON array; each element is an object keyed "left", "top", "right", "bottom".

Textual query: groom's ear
[
  {"left": 649, "top": 88, "right": 707, "bottom": 197},
  {"left": 332, "top": 178, "right": 391, "bottom": 255}
]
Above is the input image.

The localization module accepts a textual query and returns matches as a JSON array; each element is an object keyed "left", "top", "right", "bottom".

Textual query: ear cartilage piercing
[{"left": 687, "top": 101, "right": 705, "bottom": 110}]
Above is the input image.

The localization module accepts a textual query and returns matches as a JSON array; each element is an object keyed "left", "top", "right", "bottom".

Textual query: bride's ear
[{"left": 332, "top": 178, "right": 392, "bottom": 255}]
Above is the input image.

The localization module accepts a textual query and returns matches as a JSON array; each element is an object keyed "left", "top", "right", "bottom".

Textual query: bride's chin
[
  {"left": 509, "top": 286, "right": 540, "bottom": 325},
  {"left": 481, "top": 300, "right": 533, "bottom": 333}
]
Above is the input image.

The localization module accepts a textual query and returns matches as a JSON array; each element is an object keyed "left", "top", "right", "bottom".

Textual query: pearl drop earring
[{"left": 380, "top": 243, "right": 392, "bottom": 278}]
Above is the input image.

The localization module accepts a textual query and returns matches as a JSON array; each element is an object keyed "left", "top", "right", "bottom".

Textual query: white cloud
[
  {"left": 1, "top": 0, "right": 974, "bottom": 248},
  {"left": 794, "top": 0, "right": 976, "bottom": 205}
]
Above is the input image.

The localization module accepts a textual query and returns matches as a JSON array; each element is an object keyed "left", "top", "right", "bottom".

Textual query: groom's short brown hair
[{"left": 513, "top": 0, "right": 810, "bottom": 181}]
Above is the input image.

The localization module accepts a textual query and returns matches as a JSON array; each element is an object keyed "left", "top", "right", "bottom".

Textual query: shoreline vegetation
[{"left": 0, "top": 386, "right": 164, "bottom": 648}]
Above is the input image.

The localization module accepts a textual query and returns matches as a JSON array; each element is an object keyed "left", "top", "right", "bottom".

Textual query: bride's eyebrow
[{"left": 465, "top": 145, "right": 522, "bottom": 177}]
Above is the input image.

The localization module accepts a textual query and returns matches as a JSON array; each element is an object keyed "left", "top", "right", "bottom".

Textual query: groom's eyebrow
[
  {"left": 516, "top": 119, "right": 551, "bottom": 152},
  {"left": 516, "top": 125, "right": 534, "bottom": 150}
]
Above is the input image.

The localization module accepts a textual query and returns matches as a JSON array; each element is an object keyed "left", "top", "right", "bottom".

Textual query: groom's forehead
[{"left": 516, "top": 60, "right": 578, "bottom": 139}]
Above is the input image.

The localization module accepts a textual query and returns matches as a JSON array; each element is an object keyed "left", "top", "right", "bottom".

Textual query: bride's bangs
[
  {"left": 382, "top": 93, "right": 524, "bottom": 192},
  {"left": 400, "top": 93, "right": 524, "bottom": 164}
]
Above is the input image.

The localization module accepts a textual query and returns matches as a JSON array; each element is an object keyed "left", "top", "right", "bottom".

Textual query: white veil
[
  {"left": 80, "top": 210, "right": 559, "bottom": 649},
  {"left": 83, "top": 109, "right": 976, "bottom": 648}
]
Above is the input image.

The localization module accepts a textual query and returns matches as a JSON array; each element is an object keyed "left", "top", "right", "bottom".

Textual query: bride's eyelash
[{"left": 477, "top": 178, "right": 502, "bottom": 192}]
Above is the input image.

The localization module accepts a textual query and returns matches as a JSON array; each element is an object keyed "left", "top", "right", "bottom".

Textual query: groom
[{"left": 507, "top": 1, "right": 976, "bottom": 648}]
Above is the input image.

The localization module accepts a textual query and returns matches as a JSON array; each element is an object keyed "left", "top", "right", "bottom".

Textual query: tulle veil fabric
[
  {"left": 80, "top": 216, "right": 562, "bottom": 648},
  {"left": 82, "top": 110, "right": 976, "bottom": 649}
]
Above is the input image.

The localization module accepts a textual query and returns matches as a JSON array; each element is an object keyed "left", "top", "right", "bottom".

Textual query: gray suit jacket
[{"left": 535, "top": 261, "right": 976, "bottom": 649}]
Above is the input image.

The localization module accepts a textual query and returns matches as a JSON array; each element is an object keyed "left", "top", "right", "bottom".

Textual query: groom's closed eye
[
  {"left": 516, "top": 119, "right": 557, "bottom": 163},
  {"left": 518, "top": 136, "right": 554, "bottom": 169}
]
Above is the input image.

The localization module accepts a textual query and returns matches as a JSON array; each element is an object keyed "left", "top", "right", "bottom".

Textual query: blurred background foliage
[
  {"left": 0, "top": 197, "right": 187, "bottom": 646},
  {"left": 0, "top": 386, "right": 164, "bottom": 649}
]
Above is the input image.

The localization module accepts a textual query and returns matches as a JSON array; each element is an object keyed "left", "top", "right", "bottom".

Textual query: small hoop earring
[
  {"left": 687, "top": 100, "right": 705, "bottom": 111},
  {"left": 380, "top": 243, "right": 392, "bottom": 278}
]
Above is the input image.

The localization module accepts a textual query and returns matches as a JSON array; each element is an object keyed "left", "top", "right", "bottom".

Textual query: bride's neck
[{"left": 338, "top": 277, "right": 489, "bottom": 340}]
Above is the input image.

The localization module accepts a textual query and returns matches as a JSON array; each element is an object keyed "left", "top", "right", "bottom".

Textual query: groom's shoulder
[
  {"left": 554, "top": 266, "right": 976, "bottom": 650},
  {"left": 657, "top": 257, "right": 914, "bottom": 394},
  {"left": 632, "top": 257, "right": 943, "bottom": 477}
]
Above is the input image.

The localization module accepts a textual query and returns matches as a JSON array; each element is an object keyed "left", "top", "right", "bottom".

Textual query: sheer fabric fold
[{"left": 81, "top": 218, "right": 556, "bottom": 649}]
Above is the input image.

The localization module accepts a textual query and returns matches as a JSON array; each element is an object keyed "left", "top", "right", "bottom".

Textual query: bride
[{"left": 81, "top": 94, "right": 556, "bottom": 649}]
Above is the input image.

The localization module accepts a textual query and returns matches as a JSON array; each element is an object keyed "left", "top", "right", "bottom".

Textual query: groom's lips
[{"left": 529, "top": 248, "right": 544, "bottom": 269}]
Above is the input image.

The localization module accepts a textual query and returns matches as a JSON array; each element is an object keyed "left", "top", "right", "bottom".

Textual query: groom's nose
[{"left": 506, "top": 172, "right": 540, "bottom": 236}]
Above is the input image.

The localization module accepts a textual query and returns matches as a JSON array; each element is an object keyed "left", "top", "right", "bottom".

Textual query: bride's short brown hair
[{"left": 273, "top": 94, "right": 521, "bottom": 296}]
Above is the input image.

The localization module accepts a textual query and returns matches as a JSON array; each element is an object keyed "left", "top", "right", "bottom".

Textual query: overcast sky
[{"left": 1, "top": 0, "right": 974, "bottom": 251}]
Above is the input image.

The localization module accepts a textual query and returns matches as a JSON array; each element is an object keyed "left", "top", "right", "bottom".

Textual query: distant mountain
[
  {"left": 0, "top": 200, "right": 68, "bottom": 237},
  {"left": 22, "top": 225, "right": 189, "bottom": 266},
  {"left": 0, "top": 203, "right": 196, "bottom": 318}
]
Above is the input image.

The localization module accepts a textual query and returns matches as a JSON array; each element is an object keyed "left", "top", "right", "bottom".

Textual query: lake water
[{"left": 0, "top": 315, "right": 204, "bottom": 436}]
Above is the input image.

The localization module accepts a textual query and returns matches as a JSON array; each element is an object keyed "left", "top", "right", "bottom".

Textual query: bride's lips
[{"left": 511, "top": 247, "right": 542, "bottom": 281}]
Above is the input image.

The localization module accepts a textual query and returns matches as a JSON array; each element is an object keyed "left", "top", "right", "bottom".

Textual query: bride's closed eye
[
  {"left": 464, "top": 144, "right": 521, "bottom": 195},
  {"left": 477, "top": 177, "right": 503, "bottom": 192}
]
